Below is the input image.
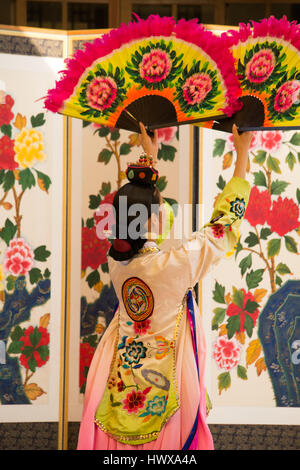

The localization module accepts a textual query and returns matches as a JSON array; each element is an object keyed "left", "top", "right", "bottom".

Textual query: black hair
[{"left": 109, "top": 182, "right": 161, "bottom": 261}]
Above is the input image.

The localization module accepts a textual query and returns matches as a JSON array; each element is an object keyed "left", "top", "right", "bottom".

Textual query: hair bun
[{"left": 126, "top": 154, "right": 159, "bottom": 186}]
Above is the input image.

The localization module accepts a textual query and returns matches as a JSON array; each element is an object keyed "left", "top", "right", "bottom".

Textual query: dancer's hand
[
  {"left": 139, "top": 122, "right": 158, "bottom": 165},
  {"left": 232, "top": 124, "right": 253, "bottom": 179}
]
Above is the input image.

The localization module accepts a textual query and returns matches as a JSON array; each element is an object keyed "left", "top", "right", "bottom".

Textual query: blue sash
[{"left": 182, "top": 290, "right": 200, "bottom": 450}]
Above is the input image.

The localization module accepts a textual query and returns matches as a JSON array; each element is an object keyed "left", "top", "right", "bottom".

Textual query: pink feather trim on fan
[
  {"left": 44, "top": 14, "right": 242, "bottom": 118},
  {"left": 223, "top": 15, "right": 300, "bottom": 51},
  {"left": 44, "top": 15, "right": 176, "bottom": 113}
]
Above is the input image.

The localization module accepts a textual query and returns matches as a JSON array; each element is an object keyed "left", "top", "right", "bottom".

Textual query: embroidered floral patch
[
  {"left": 211, "top": 224, "right": 225, "bottom": 239},
  {"left": 154, "top": 335, "right": 174, "bottom": 360},
  {"left": 122, "top": 340, "right": 147, "bottom": 365},
  {"left": 230, "top": 197, "right": 246, "bottom": 219},
  {"left": 122, "top": 277, "right": 154, "bottom": 322},
  {"left": 122, "top": 389, "right": 147, "bottom": 414},
  {"left": 139, "top": 395, "right": 168, "bottom": 417},
  {"left": 133, "top": 319, "right": 151, "bottom": 335}
]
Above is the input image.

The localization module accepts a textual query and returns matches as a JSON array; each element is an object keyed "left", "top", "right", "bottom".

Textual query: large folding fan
[
  {"left": 213, "top": 16, "right": 300, "bottom": 132},
  {"left": 45, "top": 15, "right": 300, "bottom": 133},
  {"left": 44, "top": 15, "right": 242, "bottom": 133}
]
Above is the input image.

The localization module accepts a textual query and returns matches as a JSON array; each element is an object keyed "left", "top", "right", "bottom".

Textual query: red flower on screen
[
  {"left": 0, "top": 94, "right": 14, "bottom": 126},
  {"left": 244, "top": 186, "right": 272, "bottom": 227},
  {"left": 81, "top": 226, "right": 110, "bottom": 271},
  {"left": 267, "top": 196, "right": 300, "bottom": 236},
  {"left": 0, "top": 135, "right": 17, "bottom": 170},
  {"left": 79, "top": 342, "right": 95, "bottom": 388},
  {"left": 19, "top": 326, "right": 50, "bottom": 370}
]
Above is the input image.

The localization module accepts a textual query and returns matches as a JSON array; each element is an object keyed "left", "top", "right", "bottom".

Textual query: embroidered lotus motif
[
  {"left": 122, "top": 340, "right": 147, "bottom": 365},
  {"left": 175, "top": 61, "right": 220, "bottom": 115},
  {"left": 78, "top": 64, "right": 127, "bottom": 120},
  {"left": 237, "top": 42, "right": 286, "bottom": 93}
]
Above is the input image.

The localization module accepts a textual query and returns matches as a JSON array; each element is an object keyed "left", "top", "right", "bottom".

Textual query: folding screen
[
  {"left": 201, "top": 126, "right": 300, "bottom": 425},
  {"left": 1, "top": 23, "right": 300, "bottom": 452},
  {"left": 0, "top": 26, "right": 66, "bottom": 435}
]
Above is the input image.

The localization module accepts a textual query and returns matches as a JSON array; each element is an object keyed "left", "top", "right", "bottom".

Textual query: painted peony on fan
[
  {"left": 44, "top": 15, "right": 242, "bottom": 133},
  {"left": 212, "top": 16, "right": 300, "bottom": 132}
]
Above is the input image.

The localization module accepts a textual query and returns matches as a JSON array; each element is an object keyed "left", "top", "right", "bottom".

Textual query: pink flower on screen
[
  {"left": 259, "top": 130, "right": 283, "bottom": 151},
  {"left": 4, "top": 238, "right": 34, "bottom": 276},
  {"left": 213, "top": 336, "right": 241, "bottom": 371},
  {"left": 157, "top": 126, "right": 177, "bottom": 144}
]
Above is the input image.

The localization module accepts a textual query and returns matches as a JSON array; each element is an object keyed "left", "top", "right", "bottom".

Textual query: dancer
[{"left": 77, "top": 123, "right": 252, "bottom": 450}]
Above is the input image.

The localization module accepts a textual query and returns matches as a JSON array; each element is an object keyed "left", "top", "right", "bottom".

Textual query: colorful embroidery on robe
[
  {"left": 229, "top": 197, "right": 246, "bottom": 218},
  {"left": 94, "top": 299, "right": 184, "bottom": 445}
]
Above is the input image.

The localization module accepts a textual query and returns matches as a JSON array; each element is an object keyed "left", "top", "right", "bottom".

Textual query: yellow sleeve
[
  {"left": 182, "top": 176, "right": 251, "bottom": 286},
  {"left": 203, "top": 176, "right": 251, "bottom": 253}
]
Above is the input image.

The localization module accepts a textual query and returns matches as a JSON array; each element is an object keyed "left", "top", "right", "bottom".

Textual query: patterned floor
[{"left": 0, "top": 422, "right": 300, "bottom": 450}]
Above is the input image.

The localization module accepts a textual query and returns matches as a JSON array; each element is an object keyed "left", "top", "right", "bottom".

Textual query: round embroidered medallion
[{"left": 122, "top": 277, "right": 154, "bottom": 322}]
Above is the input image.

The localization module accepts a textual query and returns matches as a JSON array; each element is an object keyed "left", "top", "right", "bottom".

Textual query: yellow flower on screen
[{"left": 14, "top": 128, "right": 46, "bottom": 168}]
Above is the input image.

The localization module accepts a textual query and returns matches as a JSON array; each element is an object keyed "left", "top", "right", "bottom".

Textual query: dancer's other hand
[
  {"left": 139, "top": 122, "right": 158, "bottom": 165},
  {"left": 232, "top": 124, "right": 253, "bottom": 179}
]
